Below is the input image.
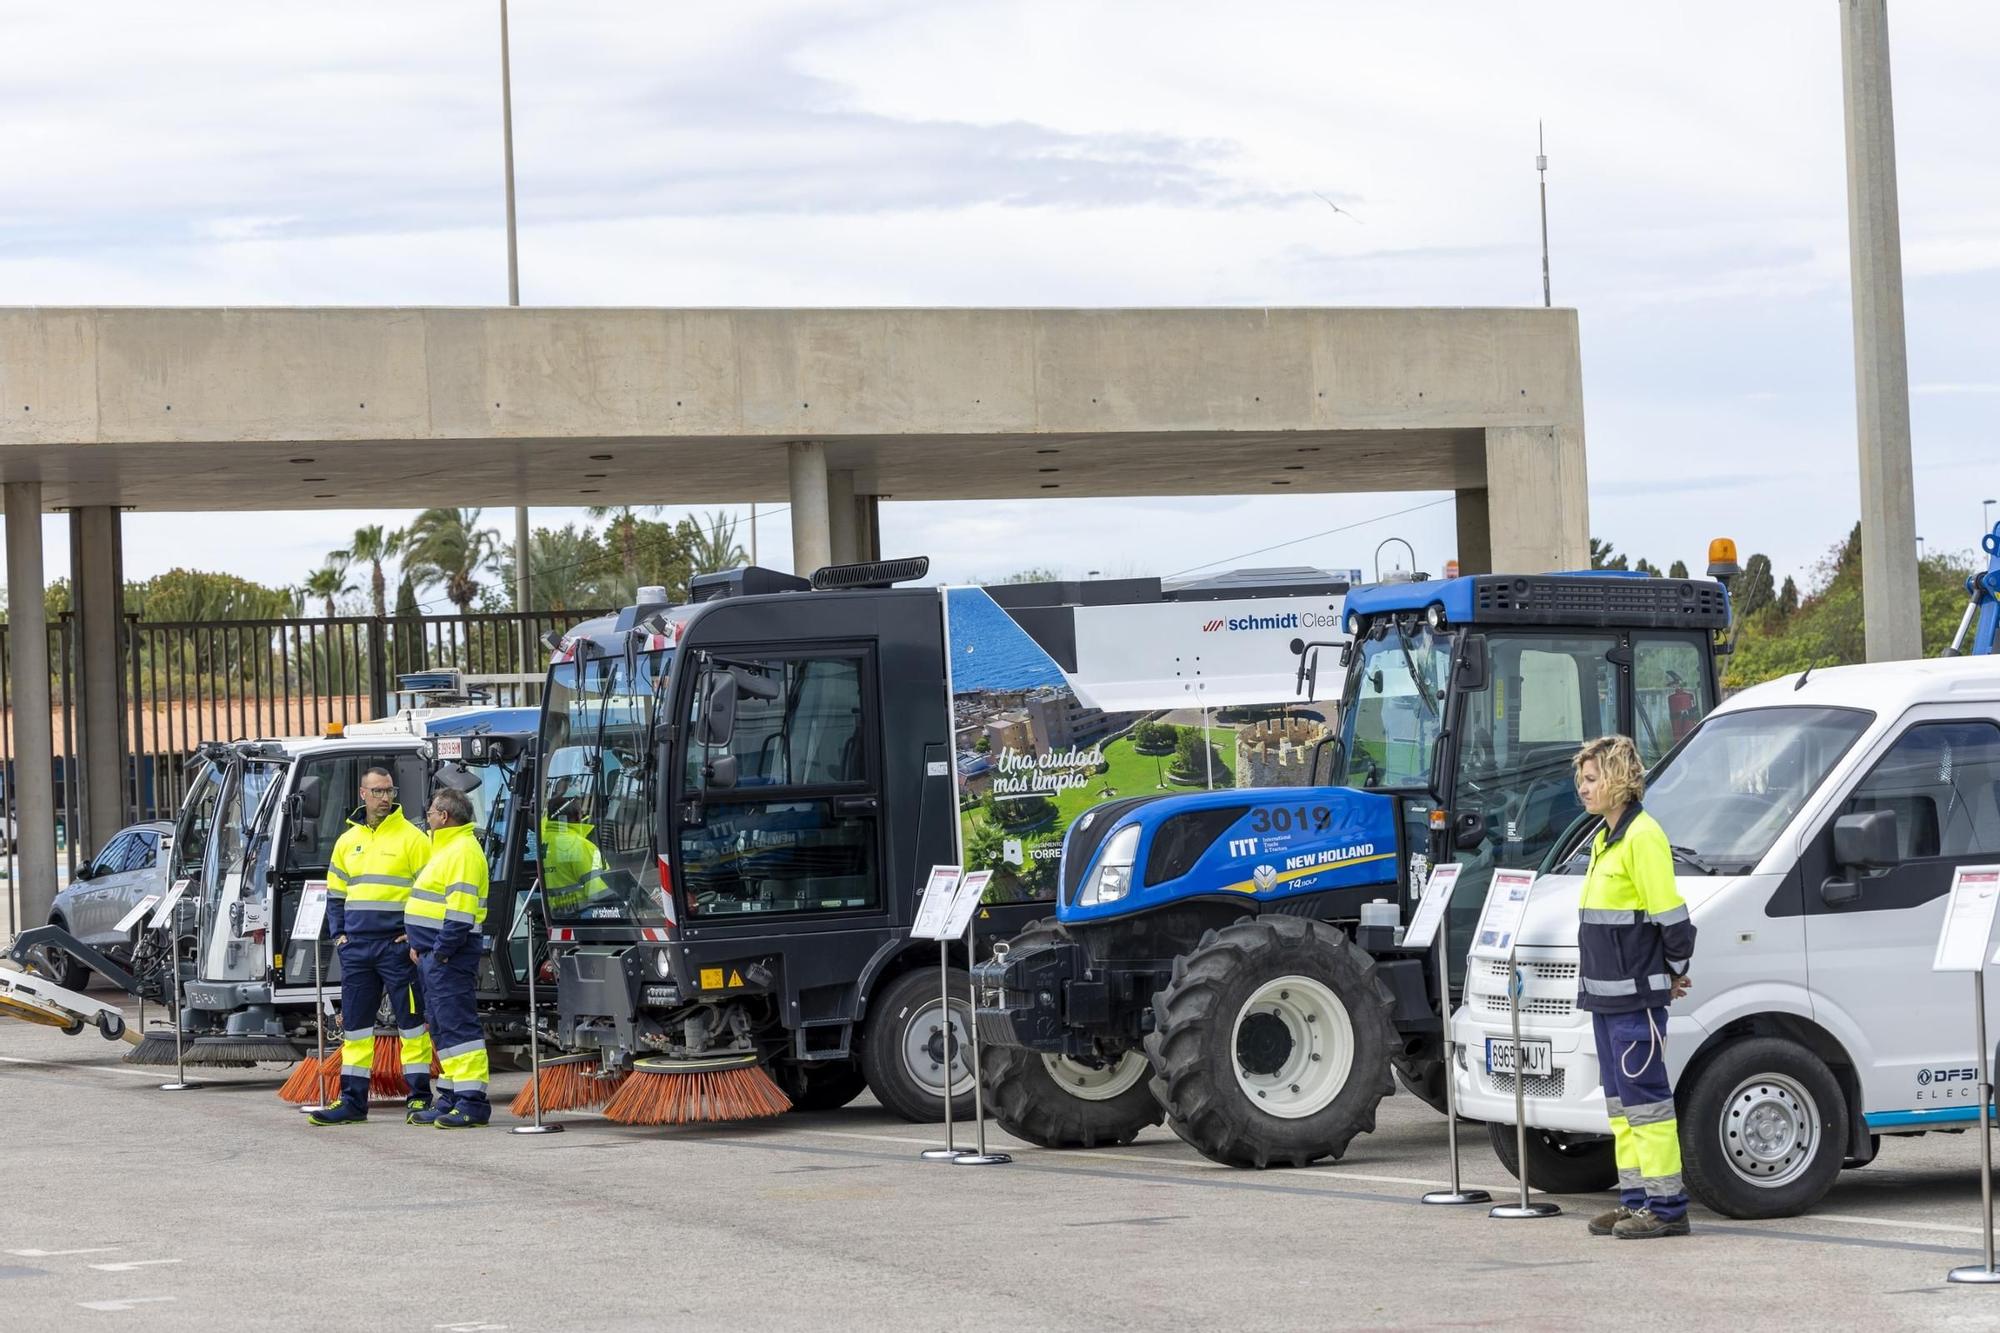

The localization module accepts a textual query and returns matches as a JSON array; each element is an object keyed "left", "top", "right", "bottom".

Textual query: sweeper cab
[
  {"left": 528, "top": 562, "right": 1360, "bottom": 1124},
  {"left": 973, "top": 553, "right": 1738, "bottom": 1169}
]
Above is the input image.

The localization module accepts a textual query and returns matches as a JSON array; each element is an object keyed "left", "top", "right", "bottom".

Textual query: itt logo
[{"left": 1227, "top": 837, "right": 1259, "bottom": 857}]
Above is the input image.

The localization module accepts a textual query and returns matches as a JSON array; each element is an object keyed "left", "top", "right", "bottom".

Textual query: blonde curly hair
[{"left": 1573, "top": 734, "right": 1645, "bottom": 809}]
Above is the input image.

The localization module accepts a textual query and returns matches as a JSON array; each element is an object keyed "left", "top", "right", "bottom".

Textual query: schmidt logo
[{"left": 1203, "top": 612, "right": 1302, "bottom": 634}]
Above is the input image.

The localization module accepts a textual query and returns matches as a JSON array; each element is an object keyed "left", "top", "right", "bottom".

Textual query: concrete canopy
[{"left": 0, "top": 305, "right": 1588, "bottom": 572}]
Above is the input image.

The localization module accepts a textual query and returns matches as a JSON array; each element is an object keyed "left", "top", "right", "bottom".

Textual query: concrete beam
[
  {"left": 70, "top": 506, "right": 127, "bottom": 856},
  {"left": 1840, "top": 0, "right": 1922, "bottom": 661},
  {"left": 788, "top": 443, "right": 831, "bottom": 575},
  {"left": 1485, "top": 425, "right": 1589, "bottom": 574},
  {"left": 5, "top": 482, "right": 57, "bottom": 929},
  {"left": 827, "top": 469, "right": 858, "bottom": 566},
  {"left": 0, "top": 307, "right": 1585, "bottom": 513}
]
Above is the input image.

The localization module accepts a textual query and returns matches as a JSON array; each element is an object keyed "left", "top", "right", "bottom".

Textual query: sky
[{"left": 1, "top": 0, "right": 1996, "bottom": 604}]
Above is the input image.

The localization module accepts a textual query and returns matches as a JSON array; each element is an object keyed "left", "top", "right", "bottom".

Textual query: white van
[{"left": 1451, "top": 656, "right": 2000, "bottom": 1219}]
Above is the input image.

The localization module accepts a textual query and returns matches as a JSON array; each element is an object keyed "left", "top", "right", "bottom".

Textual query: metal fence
[{"left": 3, "top": 608, "right": 604, "bottom": 922}]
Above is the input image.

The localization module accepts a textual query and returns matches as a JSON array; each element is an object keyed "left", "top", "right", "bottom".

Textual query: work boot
[
  {"left": 409, "top": 1091, "right": 457, "bottom": 1126},
  {"left": 1587, "top": 1206, "right": 1636, "bottom": 1236},
  {"left": 307, "top": 1101, "right": 369, "bottom": 1127},
  {"left": 1613, "top": 1208, "right": 1691, "bottom": 1240},
  {"left": 434, "top": 1101, "right": 490, "bottom": 1130}
]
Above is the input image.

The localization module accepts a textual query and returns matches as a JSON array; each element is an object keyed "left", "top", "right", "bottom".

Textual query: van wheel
[
  {"left": 860, "top": 967, "right": 976, "bottom": 1123},
  {"left": 1486, "top": 1122, "right": 1618, "bottom": 1194},
  {"left": 1681, "top": 1037, "right": 1847, "bottom": 1219}
]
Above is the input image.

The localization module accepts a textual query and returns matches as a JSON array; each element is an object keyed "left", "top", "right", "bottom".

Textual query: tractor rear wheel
[
  {"left": 983, "top": 918, "right": 1163, "bottom": 1149},
  {"left": 1145, "top": 916, "right": 1395, "bottom": 1168}
]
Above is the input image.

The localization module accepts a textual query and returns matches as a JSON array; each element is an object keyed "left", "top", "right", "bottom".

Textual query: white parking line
[
  {"left": 77, "top": 1297, "right": 175, "bottom": 1313},
  {"left": 0, "top": 1055, "right": 175, "bottom": 1081},
  {"left": 88, "top": 1259, "right": 182, "bottom": 1273},
  {"left": 7, "top": 1247, "right": 121, "bottom": 1258}
]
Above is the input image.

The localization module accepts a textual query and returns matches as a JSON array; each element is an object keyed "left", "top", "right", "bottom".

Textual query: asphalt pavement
[{"left": 6, "top": 983, "right": 2000, "bottom": 1330}]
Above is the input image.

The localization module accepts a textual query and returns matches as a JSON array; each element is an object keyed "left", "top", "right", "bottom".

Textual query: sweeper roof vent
[{"left": 809, "top": 556, "right": 930, "bottom": 591}]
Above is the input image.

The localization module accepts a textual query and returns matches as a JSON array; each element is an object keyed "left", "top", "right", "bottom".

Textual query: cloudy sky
[{"left": 2, "top": 0, "right": 1996, "bottom": 602}]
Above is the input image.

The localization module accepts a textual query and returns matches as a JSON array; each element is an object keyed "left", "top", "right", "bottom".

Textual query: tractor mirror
[
  {"left": 1457, "top": 634, "right": 1489, "bottom": 692},
  {"left": 1454, "top": 809, "right": 1485, "bottom": 851},
  {"left": 697, "top": 671, "right": 740, "bottom": 747}
]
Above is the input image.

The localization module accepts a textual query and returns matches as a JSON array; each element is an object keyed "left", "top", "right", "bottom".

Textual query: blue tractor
[{"left": 975, "top": 560, "right": 1734, "bottom": 1168}]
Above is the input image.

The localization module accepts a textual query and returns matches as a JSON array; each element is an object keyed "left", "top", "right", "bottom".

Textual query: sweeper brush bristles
[
  {"left": 278, "top": 1051, "right": 341, "bottom": 1104},
  {"left": 366, "top": 1035, "right": 445, "bottom": 1099},
  {"left": 602, "top": 1058, "right": 792, "bottom": 1126},
  {"left": 124, "top": 1031, "right": 184, "bottom": 1065},
  {"left": 508, "top": 1059, "right": 628, "bottom": 1118}
]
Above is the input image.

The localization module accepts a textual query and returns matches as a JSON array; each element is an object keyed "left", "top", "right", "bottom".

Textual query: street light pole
[
  {"left": 1985, "top": 499, "right": 1996, "bottom": 533},
  {"left": 1537, "top": 122, "right": 1551, "bottom": 309},
  {"left": 502, "top": 1, "right": 531, "bottom": 658}
]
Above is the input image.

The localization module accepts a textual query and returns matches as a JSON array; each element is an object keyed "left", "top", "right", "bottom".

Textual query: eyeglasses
[{"left": 361, "top": 786, "right": 397, "bottom": 797}]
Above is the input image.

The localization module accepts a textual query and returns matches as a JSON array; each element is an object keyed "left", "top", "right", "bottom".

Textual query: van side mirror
[
  {"left": 697, "top": 671, "right": 739, "bottom": 747},
  {"left": 295, "top": 775, "right": 323, "bottom": 823},
  {"left": 1833, "top": 809, "right": 1898, "bottom": 870}
]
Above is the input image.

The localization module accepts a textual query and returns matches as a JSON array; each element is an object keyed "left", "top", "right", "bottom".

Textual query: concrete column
[
  {"left": 5, "top": 483, "right": 58, "bottom": 929},
  {"left": 787, "top": 442, "right": 832, "bottom": 575},
  {"left": 827, "top": 468, "right": 858, "bottom": 566},
  {"left": 1484, "top": 425, "right": 1589, "bottom": 574},
  {"left": 857, "top": 494, "right": 882, "bottom": 562},
  {"left": 1840, "top": 0, "right": 1922, "bottom": 661},
  {"left": 1454, "top": 488, "right": 1493, "bottom": 576},
  {"left": 70, "top": 506, "right": 127, "bottom": 855}
]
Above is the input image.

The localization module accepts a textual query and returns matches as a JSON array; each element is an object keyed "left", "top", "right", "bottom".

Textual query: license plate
[{"left": 1485, "top": 1037, "right": 1553, "bottom": 1078}]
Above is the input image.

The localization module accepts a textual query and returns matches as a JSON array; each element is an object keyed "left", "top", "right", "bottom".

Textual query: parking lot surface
[{"left": 6, "top": 987, "right": 2000, "bottom": 1330}]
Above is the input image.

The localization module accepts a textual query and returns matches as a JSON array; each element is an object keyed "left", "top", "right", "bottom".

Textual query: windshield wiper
[
  {"left": 1396, "top": 633, "right": 1440, "bottom": 719},
  {"left": 1669, "top": 845, "right": 1721, "bottom": 875}
]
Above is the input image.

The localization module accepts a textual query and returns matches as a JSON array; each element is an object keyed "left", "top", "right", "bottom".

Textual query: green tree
[
  {"left": 404, "top": 507, "right": 501, "bottom": 614},
  {"left": 1132, "top": 720, "right": 1177, "bottom": 753},
  {"left": 1777, "top": 575, "right": 1800, "bottom": 619},
  {"left": 1735, "top": 553, "right": 1777, "bottom": 620},
  {"left": 128, "top": 569, "right": 297, "bottom": 621},
  {"left": 586, "top": 504, "right": 665, "bottom": 596},
  {"left": 1668, "top": 559, "right": 1689, "bottom": 579},
  {"left": 686, "top": 510, "right": 748, "bottom": 576},
  {"left": 393, "top": 573, "right": 420, "bottom": 620},
  {"left": 337, "top": 524, "right": 402, "bottom": 619},
  {"left": 585, "top": 516, "right": 697, "bottom": 604},
  {"left": 1634, "top": 559, "right": 1662, "bottom": 578},
  {"left": 301, "top": 558, "right": 357, "bottom": 620},
  {"left": 1588, "top": 538, "right": 1629, "bottom": 571},
  {"left": 496, "top": 524, "right": 613, "bottom": 613},
  {"left": 1170, "top": 726, "right": 1231, "bottom": 785}
]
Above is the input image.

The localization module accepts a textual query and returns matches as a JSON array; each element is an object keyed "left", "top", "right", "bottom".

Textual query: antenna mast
[{"left": 1537, "top": 121, "right": 1551, "bottom": 308}]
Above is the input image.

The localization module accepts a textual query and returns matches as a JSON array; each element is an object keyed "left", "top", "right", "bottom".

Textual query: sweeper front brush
[
  {"left": 602, "top": 1053, "right": 793, "bottom": 1126},
  {"left": 509, "top": 1054, "right": 629, "bottom": 1118}
]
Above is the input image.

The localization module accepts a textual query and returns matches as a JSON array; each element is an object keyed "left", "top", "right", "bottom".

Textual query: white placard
[
  {"left": 113, "top": 895, "right": 162, "bottom": 935},
  {"left": 910, "top": 865, "right": 963, "bottom": 941},
  {"left": 148, "top": 878, "right": 193, "bottom": 928},
  {"left": 941, "top": 870, "right": 995, "bottom": 940},
  {"left": 291, "top": 883, "right": 329, "bottom": 944},
  {"left": 1402, "top": 863, "right": 1464, "bottom": 953},
  {"left": 1469, "top": 868, "right": 1538, "bottom": 961},
  {"left": 1933, "top": 865, "right": 2000, "bottom": 973}
]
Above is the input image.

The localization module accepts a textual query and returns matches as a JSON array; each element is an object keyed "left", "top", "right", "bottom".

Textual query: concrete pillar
[
  {"left": 1484, "top": 425, "right": 1589, "bottom": 574},
  {"left": 857, "top": 494, "right": 882, "bottom": 562},
  {"left": 5, "top": 483, "right": 58, "bottom": 930},
  {"left": 70, "top": 506, "right": 127, "bottom": 855},
  {"left": 827, "top": 468, "right": 858, "bottom": 566},
  {"left": 787, "top": 442, "right": 832, "bottom": 575},
  {"left": 1840, "top": 0, "right": 1922, "bottom": 662},
  {"left": 1454, "top": 488, "right": 1493, "bottom": 576}
]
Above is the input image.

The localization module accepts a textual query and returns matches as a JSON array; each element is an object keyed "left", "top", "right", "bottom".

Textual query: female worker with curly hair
[{"left": 1572, "top": 734, "right": 1696, "bottom": 1239}]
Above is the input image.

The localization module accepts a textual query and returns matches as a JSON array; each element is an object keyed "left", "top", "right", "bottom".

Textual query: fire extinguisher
[{"left": 1667, "top": 672, "right": 1697, "bottom": 740}]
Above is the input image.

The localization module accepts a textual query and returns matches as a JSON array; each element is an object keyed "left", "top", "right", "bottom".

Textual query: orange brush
[
  {"left": 277, "top": 1050, "right": 341, "bottom": 1105},
  {"left": 509, "top": 1057, "right": 627, "bottom": 1118},
  {"left": 601, "top": 1054, "right": 792, "bottom": 1126}
]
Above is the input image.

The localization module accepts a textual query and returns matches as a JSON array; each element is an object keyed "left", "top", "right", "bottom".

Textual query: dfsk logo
[{"left": 1916, "top": 1065, "right": 1979, "bottom": 1102}]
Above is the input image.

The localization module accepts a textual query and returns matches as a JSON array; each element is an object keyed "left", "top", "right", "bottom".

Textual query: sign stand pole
[
  {"left": 1489, "top": 943, "right": 1559, "bottom": 1219},
  {"left": 1949, "top": 967, "right": 2000, "bottom": 1283},
  {"left": 954, "top": 905, "right": 1010, "bottom": 1167},
  {"left": 158, "top": 903, "right": 195, "bottom": 1092},
  {"left": 512, "top": 892, "right": 563, "bottom": 1136},
  {"left": 1422, "top": 911, "right": 1489, "bottom": 1206},
  {"left": 920, "top": 938, "right": 968, "bottom": 1161}
]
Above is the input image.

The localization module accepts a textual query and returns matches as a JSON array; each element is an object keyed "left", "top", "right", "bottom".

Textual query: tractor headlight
[
  {"left": 652, "top": 949, "right": 674, "bottom": 980},
  {"left": 1080, "top": 825, "right": 1141, "bottom": 906}
]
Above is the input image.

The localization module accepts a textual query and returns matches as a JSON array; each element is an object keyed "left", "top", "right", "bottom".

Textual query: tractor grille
[{"left": 1484, "top": 1068, "right": 1567, "bottom": 1099}]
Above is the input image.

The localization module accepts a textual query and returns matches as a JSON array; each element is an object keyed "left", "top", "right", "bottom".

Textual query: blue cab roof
[{"left": 1344, "top": 569, "right": 1726, "bottom": 632}]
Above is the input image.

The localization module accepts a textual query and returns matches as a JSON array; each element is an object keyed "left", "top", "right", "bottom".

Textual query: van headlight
[{"left": 1079, "top": 825, "right": 1141, "bottom": 906}]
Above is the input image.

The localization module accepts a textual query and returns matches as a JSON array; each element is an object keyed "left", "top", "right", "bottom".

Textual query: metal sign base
[
  {"left": 1489, "top": 1201, "right": 1563, "bottom": 1219},
  {"left": 953, "top": 1151, "right": 1012, "bottom": 1166},
  {"left": 1422, "top": 911, "right": 1489, "bottom": 1207},
  {"left": 511, "top": 1123, "right": 565, "bottom": 1136},
  {"left": 1424, "top": 1188, "right": 1493, "bottom": 1206},
  {"left": 156, "top": 1081, "right": 197, "bottom": 1092},
  {"left": 1947, "top": 968, "right": 1998, "bottom": 1283},
  {"left": 1949, "top": 1265, "right": 2000, "bottom": 1285},
  {"left": 921, "top": 1148, "right": 971, "bottom": 1161}
]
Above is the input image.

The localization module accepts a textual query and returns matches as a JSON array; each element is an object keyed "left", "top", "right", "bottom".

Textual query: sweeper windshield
[{"left": 538, "top": 647, "right": 672, "bottom": 927}]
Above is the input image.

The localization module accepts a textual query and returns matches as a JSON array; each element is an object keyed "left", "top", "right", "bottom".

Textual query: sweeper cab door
[
  {"left": 266, "top": 747, "right": 429, "bottom": 995},
  {"left": 427, "top": 735, "right": 538, "bottom": 1005}
]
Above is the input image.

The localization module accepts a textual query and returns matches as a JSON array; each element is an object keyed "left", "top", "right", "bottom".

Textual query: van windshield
[{"left": 1638, "top": 705, "right": 1874, "bottom": 873}]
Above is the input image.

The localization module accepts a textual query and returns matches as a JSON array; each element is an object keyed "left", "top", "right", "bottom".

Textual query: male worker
[
  {"left": 405, "top": 785, "right": 492, "bottom": 1128},
  {"left": 309, "top": 766, "right": 435, "bottom": 1127}
]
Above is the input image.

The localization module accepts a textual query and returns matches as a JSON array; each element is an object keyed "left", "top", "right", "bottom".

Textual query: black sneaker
[{"left": 1613, "top": 1208, "right": 1691, "bottom": 1239}]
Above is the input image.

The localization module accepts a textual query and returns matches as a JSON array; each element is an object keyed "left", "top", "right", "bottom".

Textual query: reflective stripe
[
  {"left": 1581, "top": 976, "right": 1638, "bottom": 996},
  {"left": 435, "top": 1077, "right": 455, "bottom": 1092},
  {"left": 1617, "top": 1167, "right": 1645, "bottom": 1190},
  {"left": 402, "top": 1063, "right": 432, "bottom": 1077},
  {"left": 327, "top": 883, "right": 349, "bottom": 898},
  {"left": 1605, "top": 1096, "right": 1625, "bottom": 1117},
  {"left": 1624, "top": 1099, "right": 1677, "bottom": 1126},
  {"left": 438, "top": 1039, "right": 487, "bottom": 1060},
  {"left": 1650, "top": 904, "right": 1690, "bottom": 926},
  {"left": 408, "top": 888, "right": 450, "bottom": 904},
  {"left": 450, "top": 1080, "right": 489, "bottom": 1093},
  {"left": 1581, "top": 908, "right": 1642, "bottom": 925},
  {"left": 444, "top": 908, "right": 478, "bottom": 924},
  {"left": 341, "top": 1028, "right": 375, "bottom": 1043},
  {"left": 1648, "top": 974, "right": 1671, "bottom": 991},
  {"left": 348, "top": 873, "right": 416, "bottom": 888},
  {"left": 343, "top": 898, "right": 403, "bottom": 913},
  {"left": 341, "top": 1064, "right": 371, "bottom": 1080},
  {"left": 399, "top": 1026, "right": 429, "bottom": 1041},
  {"left": 440, "top": 881, "right": 480, "bottom": 897},
  {"left": 1642, "top": 1173, "right": 1685, "bottom": 1197}
]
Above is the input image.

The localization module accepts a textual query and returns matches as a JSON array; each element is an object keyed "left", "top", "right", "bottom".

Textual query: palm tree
[
  {"left": 336, "top": 524, "right": 403, "bottom": 619},
  {"left": 499, "top": 524, "right": 613, "bottom": 613},
  {"left": 301, "top": 559, "right": 357, "bottom": 621},
  {"left": 586, "top": 504, "right": 663, "bottom": 595},
  {"left": 402, "top": 507, "right": 500, "bottom": 615},
  {"left": 688, "top": 509, "right": 747, "bottom": 575}
]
